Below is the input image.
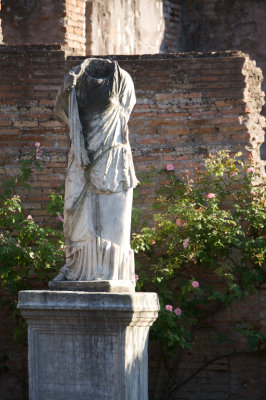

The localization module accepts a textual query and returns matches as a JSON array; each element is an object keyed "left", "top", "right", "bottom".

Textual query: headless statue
[{"left": 53, "top": 58, "right": 138, "bottom": 286}]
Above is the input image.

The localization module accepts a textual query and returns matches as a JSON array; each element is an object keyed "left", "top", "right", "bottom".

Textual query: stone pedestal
[{"left": 18, "top": 290, "right": 159, "bottom": 400}]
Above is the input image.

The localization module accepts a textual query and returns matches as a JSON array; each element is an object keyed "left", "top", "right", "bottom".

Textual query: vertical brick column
[{"left": 64, "top": 0, "right": 86, "bottom": 56}]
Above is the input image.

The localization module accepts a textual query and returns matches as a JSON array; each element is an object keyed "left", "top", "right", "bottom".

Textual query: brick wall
[
  {"left": 0, "top": 0, "right": 86, "bottom": 56},
  {"left": 181, "top": 0, "right": 266, "bottom": 118},
  {"left": 117, "top": 52, "right": 265, "bottom": 216},
  {"left": 0, "top": 46, "right": 265, "bottom": 399},
  {"left": 161, "top": 0, "right": 181, "bottom": 52},
  {"left": 0, "top": 0, "right": 66, "bottom": 47},
  {"left": 180, "top": 0, "right": 266, "bottom": 159},
  {"left": 0, "top": 45, "right": 67, "bottom": 225}
]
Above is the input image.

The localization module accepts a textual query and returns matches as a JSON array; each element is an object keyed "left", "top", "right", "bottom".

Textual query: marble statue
[{"left": 53, "top": 58, "right": 138, "bottom": 284}]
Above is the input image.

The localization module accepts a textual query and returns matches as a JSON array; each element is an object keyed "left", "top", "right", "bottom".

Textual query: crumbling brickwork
[
  {"left": 181, "top": 0, "right": 266, "bottom": 117},
  {"left": 180, "top": 0, "right": 266, "bottom": 160}
]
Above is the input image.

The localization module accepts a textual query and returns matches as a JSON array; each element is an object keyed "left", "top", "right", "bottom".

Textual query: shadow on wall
[
  {"left": 160, "top": 0, "right": 181, "bottom": 53},
  {"left": 168, "top": 0, "right": 266, "bottom": 160},
  {"left": 1, "top": 0, "right": 34, "bottom": 44},
  {"left": 0, "top": 0, "right": 66, "bottom": 46},
  {"left": 260, "top": 134, "right": 266, "bottom": 161}
]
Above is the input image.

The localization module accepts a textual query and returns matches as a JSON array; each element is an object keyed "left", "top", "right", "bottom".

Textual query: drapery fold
[
  {"left": 69, "top": 88, "right": 90, "bottom": 168},
  {"left": 60, "top": 234, "right": 135, "bottom": 281}
]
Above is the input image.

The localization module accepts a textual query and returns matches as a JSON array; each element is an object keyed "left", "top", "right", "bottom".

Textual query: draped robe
[{"left": 54, "top": 58, "right": 138, "bottom": 283}]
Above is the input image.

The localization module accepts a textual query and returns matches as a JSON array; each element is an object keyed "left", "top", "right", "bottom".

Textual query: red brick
[
  {"left": 158, "top": 112, "right": 190, "bottom": 118},
  {"left": 192, "top": 127, "right": 217, "bottom": 134},
  {"left": 166, "top": 128, "right": 190, "bottom": 135},
  {"left": 0, "top": 120, "right": 13, "bottom": 126},
  {"left": 14, "top": 120, "right": 39, "bottom": 128},
  {"left": 214, "top": 116, "right": 240, "bottom": 124}
]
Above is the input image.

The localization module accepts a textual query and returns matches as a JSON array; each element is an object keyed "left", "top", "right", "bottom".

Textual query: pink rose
[
  {"left": 135, "top": 274, "right": 139, "bottom": 282},
  {"left": 176, "top": 219, "right": 187, "bottom": 227},
  {"left": 27, "top": 215, "right": 33, "bottom": 222},
  {"left": 192, "top": 280, "right": 199, "bottom": 288},
  {"left": 35, "top": 143, "right": 43, "bottom": 160},
  {"left": 165, "top": 305, "right": 173, "bottom": 312},
  {"left": 183, "top": 238, "right": 189, "bottom": 248},
  {"left": 231, "top": 171, "right": 238, "bottom": 176},
  {"left": 174, "top": 307, "right": 182, "bottom": 316},
  {"left": 166, "top": 163, "right": 174, "bottom": 171},
  {"left": 206, "top": 193, "right": 216, "bottom": 199},
  {"left": 246, "top": 167, "right": 255, "bottom": 174},
  {"left": 56, "top": 215, "right": 64, "bottom": 223}
]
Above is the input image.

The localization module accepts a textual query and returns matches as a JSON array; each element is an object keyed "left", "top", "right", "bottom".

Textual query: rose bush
[
  {"left": 0, "top": 146, "right": 64, "bottom": 341},
  {"left": 132, "top": 151, "right": 265, "bottom": 398}
]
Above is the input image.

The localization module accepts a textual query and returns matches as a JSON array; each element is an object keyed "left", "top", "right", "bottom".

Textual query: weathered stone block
[{"left": 18, "top": 290, "right": 159, "bottom": 400}]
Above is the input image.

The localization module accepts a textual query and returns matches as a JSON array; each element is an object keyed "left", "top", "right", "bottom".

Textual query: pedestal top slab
[
  {"left": 18, "top": 290, "right": 160, "bottom": 312},
  {"left": 48, "top": 280, "right": 135, "bottom": 293}
]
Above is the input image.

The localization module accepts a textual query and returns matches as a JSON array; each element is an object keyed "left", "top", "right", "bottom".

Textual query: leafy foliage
[
  {"left": 132, "top": 151, "right": 266, "bottom": 396},
  {"left": 0, "top": 147, "right": 64, "bottom": 341}
]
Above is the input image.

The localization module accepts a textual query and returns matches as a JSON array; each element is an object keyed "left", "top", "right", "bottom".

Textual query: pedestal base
[{"left": 18, "top": 290, "right": 159, "bottom": 400}]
